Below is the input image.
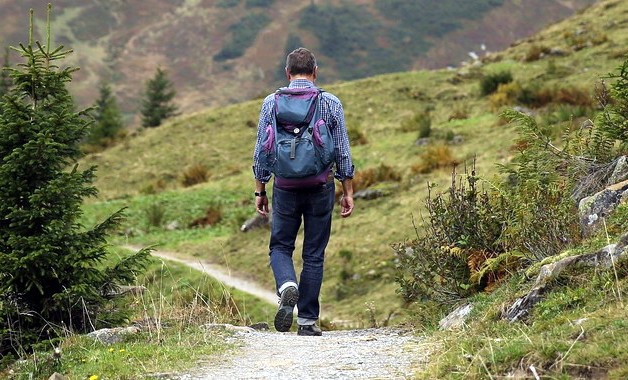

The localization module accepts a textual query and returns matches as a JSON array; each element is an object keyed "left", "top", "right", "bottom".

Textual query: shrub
[
  {"left": 480, "top": 70, "right": 513, "bottom": 96},
  {"left": 412, "top": 144, "right": 457, "bottom": 174},
  {"left": 181, "top": 163, "right": 210, "bottom": 187},
  {"left": 189, "top": 206, "right": 223, "bottom": 228},
  {"left": 350, "top": 163, "right": 401, "bottom": 194},
  {"left": 523, "top": 44, "right": 549, "bottom": 62},
  {"left": 394, "top": 164, "right": 513, "bottom": 303},
  {"left": 347, "top": 126, "right": 368, "bottom": 146},
  {"left": 400, "top": 111, "right": 432, "bottom": 138}
]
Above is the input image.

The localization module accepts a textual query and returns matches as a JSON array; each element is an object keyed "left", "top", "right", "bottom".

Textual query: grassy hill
[
  {"left": 0, "top": 0, "right": 596, "bottom": 117},
  {"left": 78, "top": 0, "right": 628, "bottom": 331}
]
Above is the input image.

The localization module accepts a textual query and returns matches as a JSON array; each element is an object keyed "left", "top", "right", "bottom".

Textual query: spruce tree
[
  {"left": 0, "top": 7, "right": 150, "bottom": 355},
  {"left": 86, "top": 82, "right": 124, "bottom": 148},
  {"left": 140, "top": 67, "right": 179, "bottom": 128}
]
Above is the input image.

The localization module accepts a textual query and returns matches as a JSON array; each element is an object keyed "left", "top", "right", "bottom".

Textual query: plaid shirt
[{"left": 252, "top": 79, "right": 355, "bottom": 183}]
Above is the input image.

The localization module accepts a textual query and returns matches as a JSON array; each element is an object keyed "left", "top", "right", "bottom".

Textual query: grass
[{"left": 2, "top": 251, "right": 275, "bottom": 379}]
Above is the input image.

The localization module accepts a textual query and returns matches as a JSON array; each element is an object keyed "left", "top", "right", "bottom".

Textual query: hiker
[{"left": 252, "top": 47, "right": 354, "bottom": 336}]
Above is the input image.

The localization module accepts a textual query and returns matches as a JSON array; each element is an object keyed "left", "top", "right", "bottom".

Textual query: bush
[
  {"left": 401, "top": 111, "right": 432, "bottom": 138},
  {"left": 412, "top": 144, "right": 457, "bottom": 174},
  {"left": 394, "top": 164, "right": 512, "bottom": 303},
  {"left": 480, "top": 70, "right": 513, "bottom": 96},
  {"left": 347, "top": 126, "right": 368, "bottom": 146},
  {"left": 181, "top": 163, "right": 210, "bottom": 187}
]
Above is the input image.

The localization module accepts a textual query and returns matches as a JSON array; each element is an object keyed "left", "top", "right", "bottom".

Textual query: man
[{"left": 252, "top": 47, "right": 354, "bottom": 336}]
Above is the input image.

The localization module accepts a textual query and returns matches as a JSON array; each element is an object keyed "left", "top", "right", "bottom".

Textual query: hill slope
[
  {"left": 78, "top": 0, "right": 628, "bottom": 327},
  {"left": 0, "top": 0, "right": 596, "bottom": 117}
]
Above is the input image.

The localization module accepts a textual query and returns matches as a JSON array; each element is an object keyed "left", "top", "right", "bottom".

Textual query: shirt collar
[{"left": 288, "top": 79, "right": 315, "bottom": 89}]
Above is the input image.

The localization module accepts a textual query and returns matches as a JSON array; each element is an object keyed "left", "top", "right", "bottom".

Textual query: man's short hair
[{"left": 285, "top": 48, "right": 317, "bottom": 76}]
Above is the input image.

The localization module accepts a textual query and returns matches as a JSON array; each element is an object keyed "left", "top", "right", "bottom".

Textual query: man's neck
[{"left": 289, "top": 74, "right": 315, "bottom": 82}]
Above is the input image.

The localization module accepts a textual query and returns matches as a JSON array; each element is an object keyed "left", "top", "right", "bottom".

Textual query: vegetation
[
  {"left": 0, "top": 8, "right": 150, "bottom": 358},
  {"left": 2, "top": 0, "right": 628, "bottom": 377},
  {"left": 140, "top": 68, "right": 179, "bottom": 128},
  {"left": 84, "top": 82, "right": 125, "bottom": 151},
  {"left": 213, "top": 12, "right": 271, "bottom": 61}
]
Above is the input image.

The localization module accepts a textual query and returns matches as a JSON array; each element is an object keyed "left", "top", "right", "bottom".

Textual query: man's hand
[
  {"left": 339, "top": 194, "right": 354, "bottom": 218},
  {"left": 256, "top": 195, "right": 269, "bottom": 217}
]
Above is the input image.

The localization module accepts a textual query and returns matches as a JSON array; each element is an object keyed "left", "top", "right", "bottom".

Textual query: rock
[
  {"left": 578, "top": 179, "right": 628, "bottom": 236},
  {"left": 49, "top": 373, "right": 67, "bottom": 380},
  {"left": 504, "top": 232, "right": 628, "bottom": 322},
  {"left": 248, "top": 322, "right": 270, "bottom": 331},
  {"left": 87, "top": 326, "right": 141, "bottom": 344},
  {"left": 353, "top": 189, "right": 384, "bottom": 200},
  {"left": 609, "top": 156, "right": 628, "bottom": 184},
  {"left": 202, "top": 323, "right": 255, "bottom": 333},
  {"left": 166, "top": 221, "right": 180, "bottom": 231},
  {"left": 241, "top": 213, "right": 271, "bottom": 232},
  {"left": 439, "top": 304, "right": 473, "bottom": 330},
  {"left": 415, "top": 137, "right": 430, "bottom": 146}
]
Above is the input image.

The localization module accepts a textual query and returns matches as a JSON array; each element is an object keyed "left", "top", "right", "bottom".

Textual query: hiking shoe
[
  {"left": 274, "top": 286, "right": 298, "bottom": 332},
  {"left": 297, "top": 324, "right": 322, "bottom": 336}
]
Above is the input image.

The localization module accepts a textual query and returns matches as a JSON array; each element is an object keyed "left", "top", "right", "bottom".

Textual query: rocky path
[
  {"left": 184, "top": 328, "right": 427, "bottom": 380},
  {"left": 123, "top": 245, "right": 428, "bottom": 379}
]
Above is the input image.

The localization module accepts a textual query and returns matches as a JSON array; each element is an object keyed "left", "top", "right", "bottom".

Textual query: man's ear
[
  {"left": 313, "top": 66, "right": 318, "bottom": 81},
  {"left": 285, "top": 68, "right": 291, "bottom": 81}
]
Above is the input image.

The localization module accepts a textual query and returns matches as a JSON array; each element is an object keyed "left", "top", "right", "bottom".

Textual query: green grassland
[{"left": 79, "top": 0, "right": 628, "bottom": 329}]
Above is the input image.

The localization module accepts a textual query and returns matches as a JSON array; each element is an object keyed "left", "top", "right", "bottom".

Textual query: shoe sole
[
  {"left": 274, "top": 287, "right": 298, "bottom": 332},
  {"left": 297, "top": 330, "right": 322, "bottom": 336}
]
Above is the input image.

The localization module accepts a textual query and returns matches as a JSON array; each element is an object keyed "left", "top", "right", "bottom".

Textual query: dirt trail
[
  {"left": 122, "top": 245, "right": 277, "bottom": 305},
  {"left": 184, "top": 328, "right": 427, "bottom": 380}
]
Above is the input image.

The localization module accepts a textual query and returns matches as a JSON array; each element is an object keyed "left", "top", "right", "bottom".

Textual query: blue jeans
[{"left": 269, "top": 181, "right": 335, "bottom": 321}]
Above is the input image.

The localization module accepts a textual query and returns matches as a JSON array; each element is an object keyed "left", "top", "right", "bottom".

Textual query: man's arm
[{"left": 255, "top": 179, "right": 269, "bottom": 217}]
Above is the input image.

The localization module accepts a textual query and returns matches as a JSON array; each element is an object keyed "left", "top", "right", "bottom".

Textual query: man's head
[{"left": 285, "top": 47, "right": 317, "bottom": 80}]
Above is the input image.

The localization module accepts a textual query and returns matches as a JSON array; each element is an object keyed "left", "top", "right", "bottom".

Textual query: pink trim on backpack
[
  {"left": 263, "top": 124, "right": 274, "bottom": 152},
  {"left": 313, "top": 119, "right": 325, "bottom": 146}
]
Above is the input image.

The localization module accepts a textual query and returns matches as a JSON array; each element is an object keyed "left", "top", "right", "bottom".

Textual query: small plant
[
  {"left": 181, "top": 163, "right": 210, "bottom": 187},
  {"left": 144, "top": 202, "right": 167, "bottom": 229},
  {"left": 400, "top": 111, "right": 432, "bottom": 138},
  {"left": 412, "top": 144, "right": 457, "bottom": 174},
  {"left": 523, "top": 44, "right": 548, "bottom": 62},
  {"left": 347, "top": 126, "right": 368, "bottom": 146},
  {"left": 480, "top": 70, "right": 513, "bottom": 96}
]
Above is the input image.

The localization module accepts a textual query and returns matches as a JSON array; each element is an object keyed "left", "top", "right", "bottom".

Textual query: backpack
[{"left": 257, "top": 87, "right": 335, "bottom": 186}]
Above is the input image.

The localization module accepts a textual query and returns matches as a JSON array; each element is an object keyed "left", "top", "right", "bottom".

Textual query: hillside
[
  {"left": 0, "top": 0, "right": 596, "bottom": 118},
  {"left": 77, "top": 0, "right": 628, "bottom": 331}
]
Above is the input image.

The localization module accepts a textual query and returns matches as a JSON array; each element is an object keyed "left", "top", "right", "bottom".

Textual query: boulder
[
  {"left": 240, "top": 213, "right": 271, "bottom": 232},
  {"left": 439, "top": 304, "right": 473, "bottom": 330},
  {"left": 578, "top": 179, "right": 628, "bottom": 236},
  {"left": 504, "top": 232, "right": 628, "bottom": 322},
  {"left": 87, "top": 326, "right": 141, "bottom": 344}
]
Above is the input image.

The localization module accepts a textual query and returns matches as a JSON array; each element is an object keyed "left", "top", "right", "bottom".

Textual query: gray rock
[
  {"left": 86, "top": 326, "right": 141, "bottom": 344},
  {"left": 240, "top": 213, "right": 271, "bottom": 232},
  {"left": 439, "top": 304, "right": 473, "bottom": 330},
  {"left": 48, "top": 373, "right": 67, "bottom": 380},
  {"left": 578, "top": 179, "right": 628, "bottom": 236},
  {"left": 353, "top": 189, "right": 384, "bottom": 200},
  {"left": 504, "top": 232, "right": 628, "bottom": 322},
  {"left": 609, "top": 156, "right": 628, "bottom": 184}
]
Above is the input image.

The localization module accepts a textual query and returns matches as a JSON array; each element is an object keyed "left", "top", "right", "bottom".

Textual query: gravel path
[{"left": 183, "top": 328, "right": 427, "bottom": 380}]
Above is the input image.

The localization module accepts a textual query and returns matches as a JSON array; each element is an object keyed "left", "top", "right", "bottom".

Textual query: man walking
[{"left": 252, "top": 48, "right": 354, "bottom": 336}]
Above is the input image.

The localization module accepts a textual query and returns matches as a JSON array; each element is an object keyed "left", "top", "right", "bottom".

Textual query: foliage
[
  {"left": 394, "top": 164, "right": 513, "bottom": 303},
  {"left": 213, "top": 12, "right": 270, "bottom": 61},
  {"left": 181, "top": 163, "right": 210, "bottom": 187},
  {"left": 245, "top": 0, "right": 273, "bottom": 7},
  {"left": 412, "top": 144, "right": 457, "bottom": 174},
  {"left": 84, "top": 82, "right": 124, "bottom": 150},
  {"left": 480, "top": 70, "right": 513, "bottom": 96},
  {"left": 0, "top": 7, "right": 150, "bottom": 357},
  {"left": 140, "top": 67, "right": 179, "bottom": 128}
]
